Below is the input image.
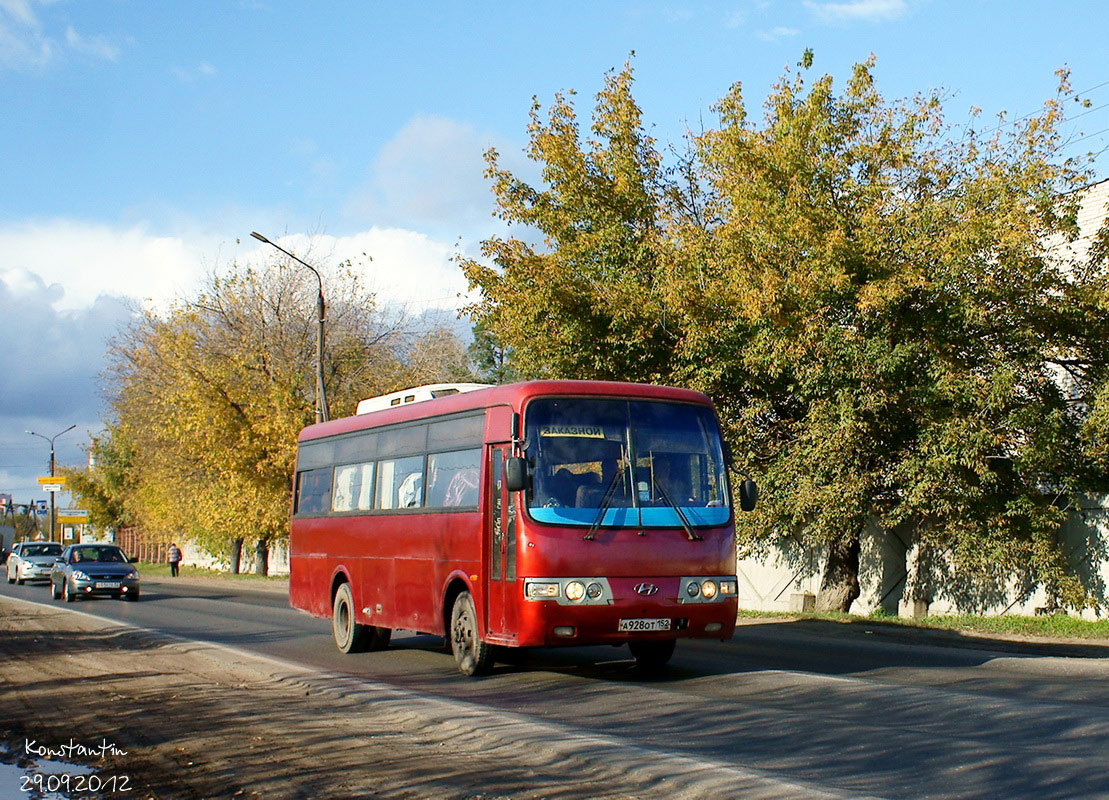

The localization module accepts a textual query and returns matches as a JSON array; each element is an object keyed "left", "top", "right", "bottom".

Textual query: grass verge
[
  {"left": 135, "top": 562, "right": 287, "bottom": 582},
  {"left": 128, "top": 564, "right": 1108, "bottom": 641},
  {"left": 738, "top": 608, "right": 1109, "bottom": 640}
]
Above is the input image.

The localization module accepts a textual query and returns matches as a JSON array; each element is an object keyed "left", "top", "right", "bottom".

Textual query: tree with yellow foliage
[{"left": 97, "top": 255, "right": 408, "bottom": 573}]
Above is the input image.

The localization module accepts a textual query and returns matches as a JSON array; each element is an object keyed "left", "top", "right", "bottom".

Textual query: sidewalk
[{"left": 140, "top": 572, "right": 290, "bottom": 595}]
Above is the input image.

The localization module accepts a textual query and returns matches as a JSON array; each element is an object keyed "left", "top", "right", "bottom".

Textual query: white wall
[{"left": 736, "top": 496, "right": 1109, "bottom": 619}]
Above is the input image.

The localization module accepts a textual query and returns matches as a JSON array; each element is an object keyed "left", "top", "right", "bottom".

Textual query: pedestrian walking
[{"left": 168, "top": 543, "right": 182, "bottom": 577}]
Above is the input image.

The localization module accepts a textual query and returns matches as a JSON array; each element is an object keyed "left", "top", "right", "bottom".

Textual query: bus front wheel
[{"left": 450, "top": 591, "right": 492, "bottom": 676}]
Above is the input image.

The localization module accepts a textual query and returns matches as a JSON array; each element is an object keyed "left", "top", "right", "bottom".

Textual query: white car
[{"left": 6, "top": 541, "right": 64, "bottom": 584}]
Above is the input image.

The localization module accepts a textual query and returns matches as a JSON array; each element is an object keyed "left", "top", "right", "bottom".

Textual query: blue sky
[{"left": 2, "top": 0, "right": 1108, "bottom": 505}]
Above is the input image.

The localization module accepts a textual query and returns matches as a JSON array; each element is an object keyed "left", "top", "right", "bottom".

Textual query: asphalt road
[{"left": 3, "top": 576, "right": 1108, "bottom": 799}]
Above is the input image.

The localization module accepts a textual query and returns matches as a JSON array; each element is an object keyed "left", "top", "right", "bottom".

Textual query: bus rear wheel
[
  {"left": 450, "top": 591, "right": 492, "bottom": 676},
  {"left": 628, "top": 639, "right": 675, "bottom": 673},
  {"left": 333, "top": 583, "right": 367, "bottom": 653},
  {"left": 332, "top": 583, "right": 390, "bottom": 653}
]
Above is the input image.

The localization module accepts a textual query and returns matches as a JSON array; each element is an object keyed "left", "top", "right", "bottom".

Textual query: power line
[
  {"left": 1071, "top": 125, "right": 1109, "bottom": 146},
  {"left": 1067, "top": 100, "right": 1109, "bottom": 123},
  {"left": 972, "top": 77, "right": 1109, "bottom": 139}
]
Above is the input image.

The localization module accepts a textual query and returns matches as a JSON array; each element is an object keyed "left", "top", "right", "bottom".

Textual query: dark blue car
[{"left": 50, "top": 544, "right": 141, "bottom": 602}]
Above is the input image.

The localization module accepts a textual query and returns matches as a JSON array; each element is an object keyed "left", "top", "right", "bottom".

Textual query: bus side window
[
  {"left": 376, "top": 456, "right": 425, "bottom": 510},
  {"left": 355, "top": 463, "right": 375, "bottom": 510},
  {"left": 427, "top": 449, "right": 481, "bottom": 508},
  {"left": 332, "top": 464, "right": 360, "bottom": 512},
  {"left": 296, "top": 467, "right": 333, "bottom": 515}
]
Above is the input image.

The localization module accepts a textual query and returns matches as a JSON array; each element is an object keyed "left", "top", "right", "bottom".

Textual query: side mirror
[
  {"left": 129, "top": 556, "right": 138, "bottom": 563},
  {"left": 738, "top": 479, "right": 758, "bottom": 512},
  {"left": 504, "top": 456, "right": 530, "bottom": 493}
]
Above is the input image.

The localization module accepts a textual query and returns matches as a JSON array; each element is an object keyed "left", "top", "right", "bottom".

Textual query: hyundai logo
[{"left": 634, "top": 583, "right": 659, "bottom": 596}]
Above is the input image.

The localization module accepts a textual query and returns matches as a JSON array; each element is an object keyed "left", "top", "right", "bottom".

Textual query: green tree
[
  {"left": 467, "top": 318, "right": 520, "bottom": 384},
  {"left": 462, "top": 58, "right": 678, "bottom": 383},
  {"left": 463, "top": 54, "right": 1109, "bottom": 612},
  {"left": 679, "top": 56, "right": 1108, "bottom": 611},
  {"left": 59, "top": 423, "right": 136, "bottom": 533}
]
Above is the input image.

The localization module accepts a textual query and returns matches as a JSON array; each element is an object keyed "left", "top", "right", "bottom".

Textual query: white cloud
[
  {"left": 804, "top": 0, "right": 907, "bottom": 23},
  {"left": 758, "top": 26, "right": 801, "bottom": 41},
  {"left": 0, "top": 0, "right": 37, "bottom": 27},
  {"left": 250, "top": 227, "right": 470, "bottom": 312},
  {"left": 725, "top": 10, "right": 746, "bottom": 28},
  {"left": 1, "top": 2, "right": 121, "bottom": 70},
  {"left": 64, "top": 25, "right": 118, "bottom": 61},
  {"left": 0, "top": 211, "right": 476, "bottom": 318},
  {"left": 0, "top": 219, "right": 207, "bottom": 310},
  {"left": 0, "top": 0, "right": 50, "bottom": 69},
  {"left": 173, "top": 60, "right": 217, "bottom": 83},
  {"left": 0, "top": 218, "right": 473, "bottom": 498},
  {"left": 0, "top": 271, "right": 133, "bottom": 498},
  {"left": 346, "top": 114, "right": 509, "bottom": 235}
]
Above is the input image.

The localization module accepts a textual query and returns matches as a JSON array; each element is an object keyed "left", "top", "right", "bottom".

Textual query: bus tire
[
  {"left": 366, "top": 625, "right": 391, "bottom": 651},
  {"left": 450, "top": 591, "right": 492, "bottom": 676},
  {"left": 629, "top": 639, "right": 675, "bottom": 673},
  {"left": 332, "top": 583, "right": 369, "bottom": 654}
]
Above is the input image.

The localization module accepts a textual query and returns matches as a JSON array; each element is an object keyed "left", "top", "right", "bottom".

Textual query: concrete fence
[
  {"left": 737, "top": 494, "right": 1109, "bottom": 619},
  {"left": 110, "top": 527, "right": 291, "bottom": 575}
]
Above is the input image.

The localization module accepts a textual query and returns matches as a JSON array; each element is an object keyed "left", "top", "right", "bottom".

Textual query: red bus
[{"left": 289, "top": 380, "right": 756, "bottom": 675}]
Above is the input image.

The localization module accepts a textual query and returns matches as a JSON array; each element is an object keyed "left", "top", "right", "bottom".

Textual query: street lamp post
[
  {"left": 250, "top": 232, "right": 330, "bottom": 424},
  {"left": 26, "top": 424, "right": 77, "bottom": 543}
]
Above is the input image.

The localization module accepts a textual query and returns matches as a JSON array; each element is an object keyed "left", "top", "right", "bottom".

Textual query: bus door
[{"left": 486, "top": 444, "right": 518, "bottom": 640}]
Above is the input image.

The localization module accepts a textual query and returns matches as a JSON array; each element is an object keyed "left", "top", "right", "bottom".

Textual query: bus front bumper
[{"left": 515, "top": 576, "right": 738, "bottom": 647}]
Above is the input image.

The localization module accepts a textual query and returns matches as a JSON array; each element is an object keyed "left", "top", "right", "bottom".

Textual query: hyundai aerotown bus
[{"left": 289, "top": 380, "right": 756, "bottom": 675}]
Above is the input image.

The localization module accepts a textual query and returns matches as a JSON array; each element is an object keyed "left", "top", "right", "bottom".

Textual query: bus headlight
[
  {"left": 679, "top": 576, "right": 736, "bottom": 603},
  {"left": 565, "top": 581, "right": 586, "bottom": 602},
  {"left": 526, "top": 581, "right": 560, "bottom": 599},
  {"left": 524, "top": 577, "right": 613, "bottom": 604}
]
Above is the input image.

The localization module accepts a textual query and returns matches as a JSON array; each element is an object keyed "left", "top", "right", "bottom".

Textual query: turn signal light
[{"left": 527, "top": 582, "right": 560, "bottom": 599}]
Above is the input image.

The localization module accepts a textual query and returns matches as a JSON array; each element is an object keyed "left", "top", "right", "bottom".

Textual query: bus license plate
[
  {"left": 96, "top": 582, "right": 121, "bottom": 589},
  {"left": 619, "top": 618, "right": 671, "bottom": 632}
]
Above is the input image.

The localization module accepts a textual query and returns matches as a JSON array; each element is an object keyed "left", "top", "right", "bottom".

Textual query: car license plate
[
  {"left": 619, "top": 618, "right": 671, "bottom": 632},
  {"left": 95, "top": 581, "right": 121, "bottom": 589}
]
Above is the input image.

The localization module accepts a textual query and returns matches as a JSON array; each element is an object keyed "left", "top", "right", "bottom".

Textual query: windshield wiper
[
  {"left": 652, "top": 478, "right": 702, "bottom": 541},
  {"left": 583, "top": 467, "right": 625, "bottom": 541}
]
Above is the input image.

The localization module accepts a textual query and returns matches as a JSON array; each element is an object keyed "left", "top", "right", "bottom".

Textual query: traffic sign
[
  {"left": 58, "top": 509, "right": 89, "bottom": 523},
  {"left": 37, "top": 476, "right": 67, "bottom": 485},
  {"left": 41, "top": 484, "right": 64, "bottom": 493}
]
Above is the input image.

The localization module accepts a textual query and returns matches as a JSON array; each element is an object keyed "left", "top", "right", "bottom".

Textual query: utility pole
[
  {"left": 250, "top": 232, "right": 330, "bottom": 423},
  {"left": 26, "top": 425, "right": 76, "bottom": 543}
]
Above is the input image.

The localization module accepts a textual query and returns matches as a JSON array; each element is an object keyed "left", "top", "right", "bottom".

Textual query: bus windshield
[{"left": 524, "top": 397, "right": 731, "bottom": 528}]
